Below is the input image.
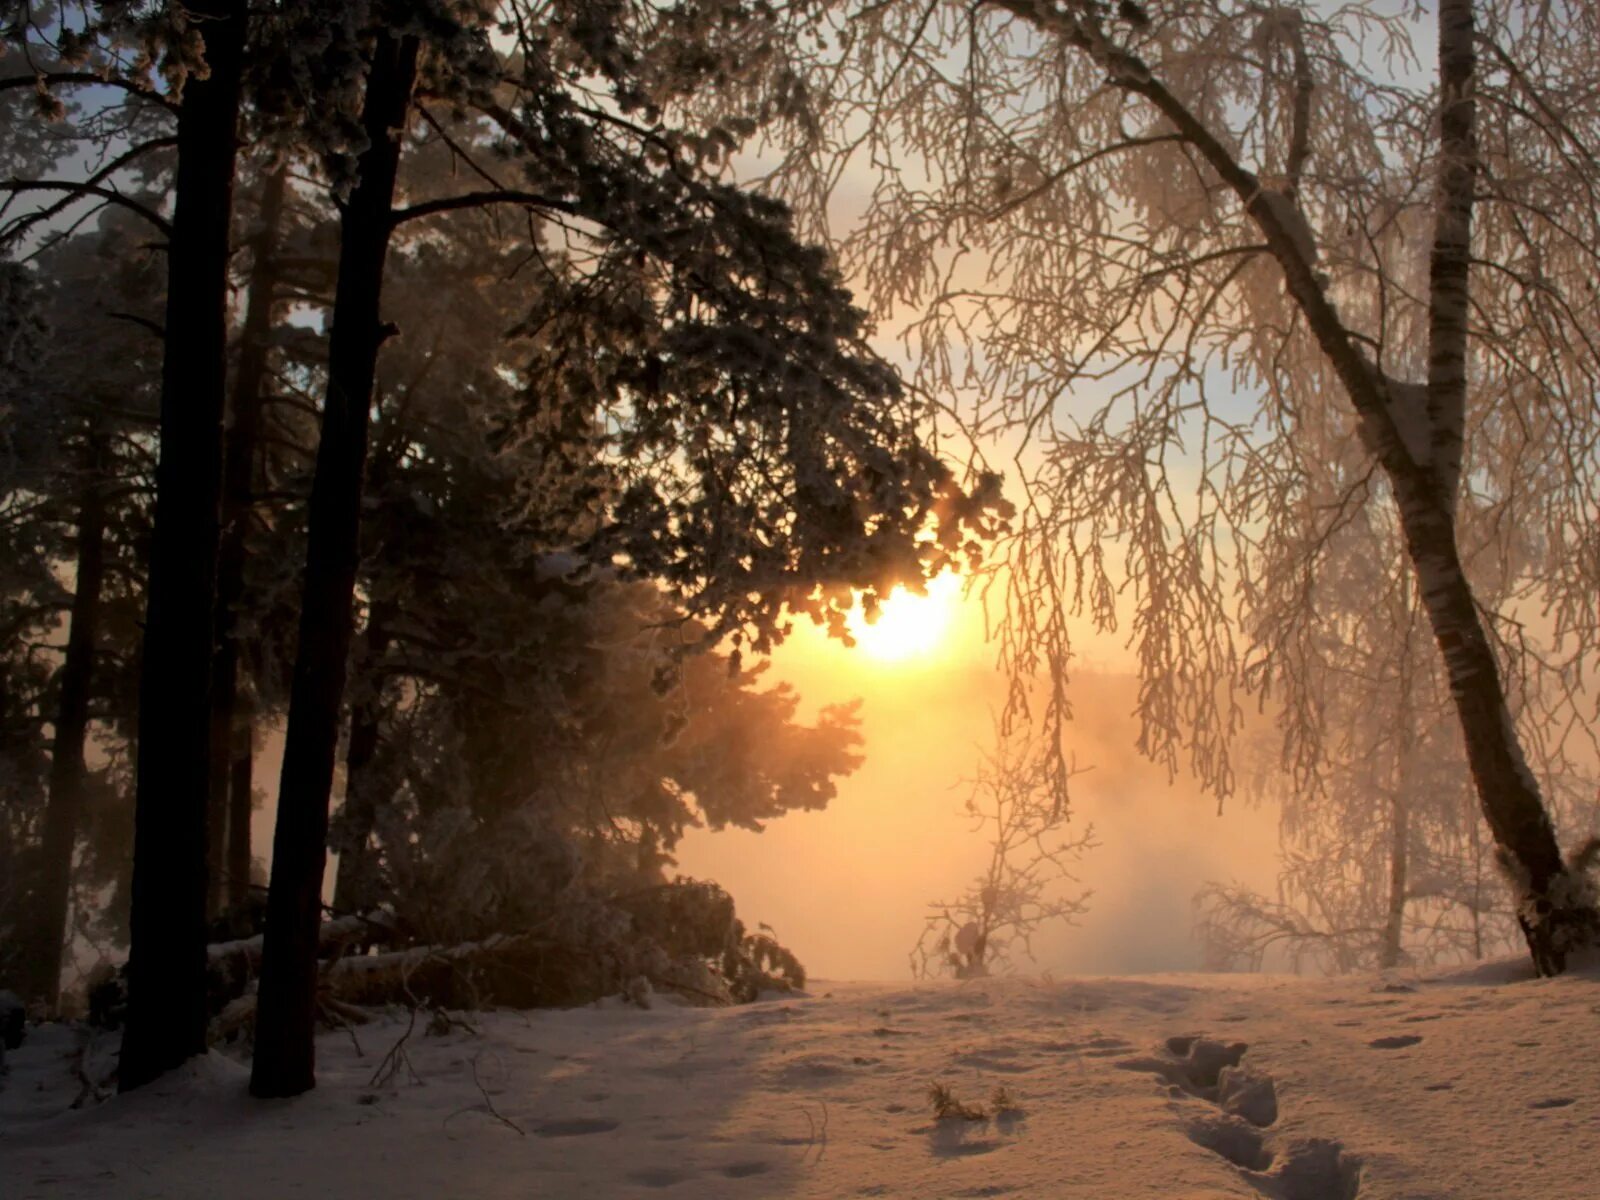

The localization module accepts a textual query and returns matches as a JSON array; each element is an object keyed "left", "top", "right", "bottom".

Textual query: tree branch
[
  {"left": 1, "top": 136, "right": 178, "bottom": 245},
  {"left": 0, "top": 179, "right": 172, "bottom": 239},
  {"left": 388, "top": 189, "right": 576, "bottom": 228},
  {"left": 0, "top": 71, "right": 176, "bottom": 113}
]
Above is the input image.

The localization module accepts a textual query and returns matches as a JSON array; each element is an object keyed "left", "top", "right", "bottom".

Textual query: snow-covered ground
[{"left": 4, "top": 960, "right": 1597, "bottom": 1199}]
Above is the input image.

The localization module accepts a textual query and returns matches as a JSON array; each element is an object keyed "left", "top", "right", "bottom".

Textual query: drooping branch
[
  {"left": 389, "top": 189, "right": 576, "bottom": 228},
  {"left": 989, "top": 0, "right": 1428, "bottom": 494},
  {"left": 0, "top": 136, "right": 178, "bottom": 245},
  {"left": 0, "top": 180, "right": 173, "bottom": 240},
  {"left": 0, "top": 71, "right": 177, "bottom": 112}
]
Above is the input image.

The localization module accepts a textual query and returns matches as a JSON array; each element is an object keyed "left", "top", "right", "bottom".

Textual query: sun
[{"left": 847, "top": 573, "right": 963, "bottom": 662}]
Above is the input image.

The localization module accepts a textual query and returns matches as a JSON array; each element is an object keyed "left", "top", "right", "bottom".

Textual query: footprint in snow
[
  {"left": 1114, "top": 1034, "right": 1249, "bottom": 1099},
  {"left": 1135, "top": 1034, "right": 1362, "bottom": 1199},
  {"left": 719, "top": 1160, "right": 772, "bottom": 1178},
  {"left": 629, "top": 1167, "right": 691, "bottom": 1188},
  {"left": 536, "top": 1117, "right": 619, "bottom": 1137},
  {"left": 1368, "top": 1035, "right": 1423, "bottom": 1050},
  {"left": 1186, "top": 1115, "right": 1273, "bottom": 1171}
]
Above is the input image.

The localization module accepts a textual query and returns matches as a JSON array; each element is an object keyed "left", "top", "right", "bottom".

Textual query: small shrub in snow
[{"left": 927, "top": 1081, "right": 986, "bottom": 1121}]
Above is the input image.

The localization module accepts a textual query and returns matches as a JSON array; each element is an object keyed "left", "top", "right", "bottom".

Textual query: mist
[{"left": 676, "top": 617, "right": 1282, "bottom": 980}]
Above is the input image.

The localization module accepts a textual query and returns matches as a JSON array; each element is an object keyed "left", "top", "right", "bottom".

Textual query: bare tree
[
  {"left": 731, "top": 0, "right": 1600, "bottom": 973},
  {"left": 912, "top": 730, "right": 1092, "bottom": 979}
]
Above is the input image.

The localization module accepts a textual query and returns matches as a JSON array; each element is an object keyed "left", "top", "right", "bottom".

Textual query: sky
[{"left": 674, "top": 576, "right": 1282, "bottom": 981}]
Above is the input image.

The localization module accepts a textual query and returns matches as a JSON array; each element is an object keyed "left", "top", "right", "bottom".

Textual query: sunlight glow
[{"left": 846, "top": 573, "right": 963, "bottom": 661}]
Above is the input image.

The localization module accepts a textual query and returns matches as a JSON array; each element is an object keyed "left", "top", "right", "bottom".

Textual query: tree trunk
[
  {"left": 226, "top": 688, "right": 257, "bottom": 912},
  {"left": 120, "top": 0, "right": 247, "bottom": 1093},
  {"left": 208, "top": 167, "right": 288, "bottom": 918},
  {"left": 22, "top": 427, "right": 110, "bottom": 1011},
  {"left": 1400, "top": 0, "right": 1590, "bottom": 973},
  {"left": 1425, "top": 0, "right": 1475, "bottom": 506},
  {"left": 332, "top": 602, "right": 393, "bottom": 913},
  {"left": 251, "top": 32, "right": 419, "bottom": 1099},
  {"left": 1393, "top": 484, "right": 1588, "bottom": 974},
  {"left": 1378, "top": 635, "right": 1414, "bottom": 972}
]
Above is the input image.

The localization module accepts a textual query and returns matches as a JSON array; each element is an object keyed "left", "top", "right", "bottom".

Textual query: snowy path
[{"left": 3, "top": 965, "right": 1597, "bottom": 1198}]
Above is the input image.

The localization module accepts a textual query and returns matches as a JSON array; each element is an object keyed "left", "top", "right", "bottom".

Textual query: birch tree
[
  {"left": 736, "top": 0, "right": 1600, "bottom": 973},
  {"left": 1196, "top": 444, "right": 1600, "bottom": 974}
]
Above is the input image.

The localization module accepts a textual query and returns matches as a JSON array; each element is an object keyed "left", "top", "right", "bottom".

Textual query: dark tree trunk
[
  {"left": 226, "top": 688, "right": 257, "bottom": 912},
  {"left": 251, "top": 32, "right": 419, "bottom": 1099},
  {"left": 22, "top": 428, "right": 111, "bottom": 1011},
  {"left": 209, "top": 167, "right": 288, "bottom": 917},
  {"left": 1379, "top": 788, "right": 1410, "bottom": 971},
  {"left": 1378, "top": 609, "right": 1416, "bottom": 972},
  {"left": 331, "top": 601, "right": 393, "bottom": 913},
  {"left": 120, "top": 0, "right": 247, "bottom": 1093}
]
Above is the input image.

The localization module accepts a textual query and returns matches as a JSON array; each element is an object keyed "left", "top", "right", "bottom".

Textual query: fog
[{"left": 676, "top": 608, "right": 1282, "bottom": 981}]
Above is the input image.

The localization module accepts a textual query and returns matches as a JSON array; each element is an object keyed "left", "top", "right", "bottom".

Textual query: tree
[
  {"left": 745, "top": 0, "right": 1600, "bottom": 972},
  {"left": 0, "top": 231, "right": 160, "bottom": 1009},
  {"left": 250, "top": 24, "right": 422, "bottom": 1100},
  {"left": 208, "top": 166, "right": 290, "bottom": 918},
  {"left": 912, "top": 729, "right": 1091, "bottom": 979},
  {"left": 118, "top": 0, "right": 249, "bottom": 1090},
  {"left": 1197, "top": 469, "right": 1600, "bottom": 973},
  {"left": 252, "top": 0, "right": 999, "bottom": 1096}
]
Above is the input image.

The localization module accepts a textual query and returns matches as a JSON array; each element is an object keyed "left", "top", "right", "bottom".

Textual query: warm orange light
[{"left": 846, "top": 573, "right": 962, "bottom": 661}]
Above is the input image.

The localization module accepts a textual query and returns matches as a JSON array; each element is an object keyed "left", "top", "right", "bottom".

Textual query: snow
[
  {"left": 5, "top": 962, "right": 1600, "bottom": 1198},
  {"left": 1256, "top": 189, "right": 1319, "bottom": 270}
]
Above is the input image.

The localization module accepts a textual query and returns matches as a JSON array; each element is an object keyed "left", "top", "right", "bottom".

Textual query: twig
[
  {"left": 369, "top": 1006, "right": 421, "bottom": 1088},
  {"left": 445, "top": 1052, "right": 525, "bottom": 1136}
]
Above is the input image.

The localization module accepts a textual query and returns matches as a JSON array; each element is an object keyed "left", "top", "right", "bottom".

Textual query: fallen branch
[{"left": 208, "top": 910, "right": 396, "bottom": 977}]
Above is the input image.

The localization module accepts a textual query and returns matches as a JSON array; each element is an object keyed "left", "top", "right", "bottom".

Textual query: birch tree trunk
[
  {"left": 1399, "top": 0, "right": 1592, "bottom": 974},
  {"left": 120, "top": 0, "right": 247, "bottom": 1092},
  {"left": 1391, "top": 485, "right": 1582, "bottom": 974},
  {"left": 251, "top": 31, "right": 420, "bottom": 1099}
]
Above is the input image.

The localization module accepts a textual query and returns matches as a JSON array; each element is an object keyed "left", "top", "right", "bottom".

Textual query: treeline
[{"left": 0, "top": 0, "right": 1000, "bottom": 1097}]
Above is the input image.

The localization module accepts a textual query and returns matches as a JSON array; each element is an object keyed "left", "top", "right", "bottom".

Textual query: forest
[{"left": 2, "top": 0, "right": 1599, "bottom": 1194}]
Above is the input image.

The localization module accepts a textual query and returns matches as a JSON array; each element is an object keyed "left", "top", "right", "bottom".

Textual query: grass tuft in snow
[{"left": 927, "top": 1081, "right": 987, "bottom": 1121}]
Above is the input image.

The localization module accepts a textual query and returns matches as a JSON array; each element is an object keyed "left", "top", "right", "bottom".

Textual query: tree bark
[
  {"left": 1426, "top": 0, "right": 1475, "bottom": 505},
  {"left": 1379, "top": 628, "right": 1414, "bottom": 971},
  {"left": 1391, "top": 488, "right": 1586, "bottom": 974},
  {"left": 208, "top": 167, "right": 288, "bottom": 918},
  {"left": 331, "top": 601, "right": 393, "bottom": 913},
  {"left": 22, "top": 427, "right": 111, "bottom": 1011},
  {"left": 251, "top": 32, "right": 419, "bottom": 1099},
  {"left": 120, "top": 0, "right": 247, "bottom": 1093}
]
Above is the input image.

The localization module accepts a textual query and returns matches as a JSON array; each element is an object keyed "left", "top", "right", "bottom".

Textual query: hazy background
[
  {"left": 244, "top": 580, "right": 1285, "bottom": 982},
  {"left": 674, "top": 586, "right": 1283, "bottom": 981}
]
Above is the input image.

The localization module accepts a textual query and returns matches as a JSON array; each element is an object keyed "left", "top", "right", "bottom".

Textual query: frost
[{"left": 1254, "top": 189, "right": 1318, "bottom": 268}]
